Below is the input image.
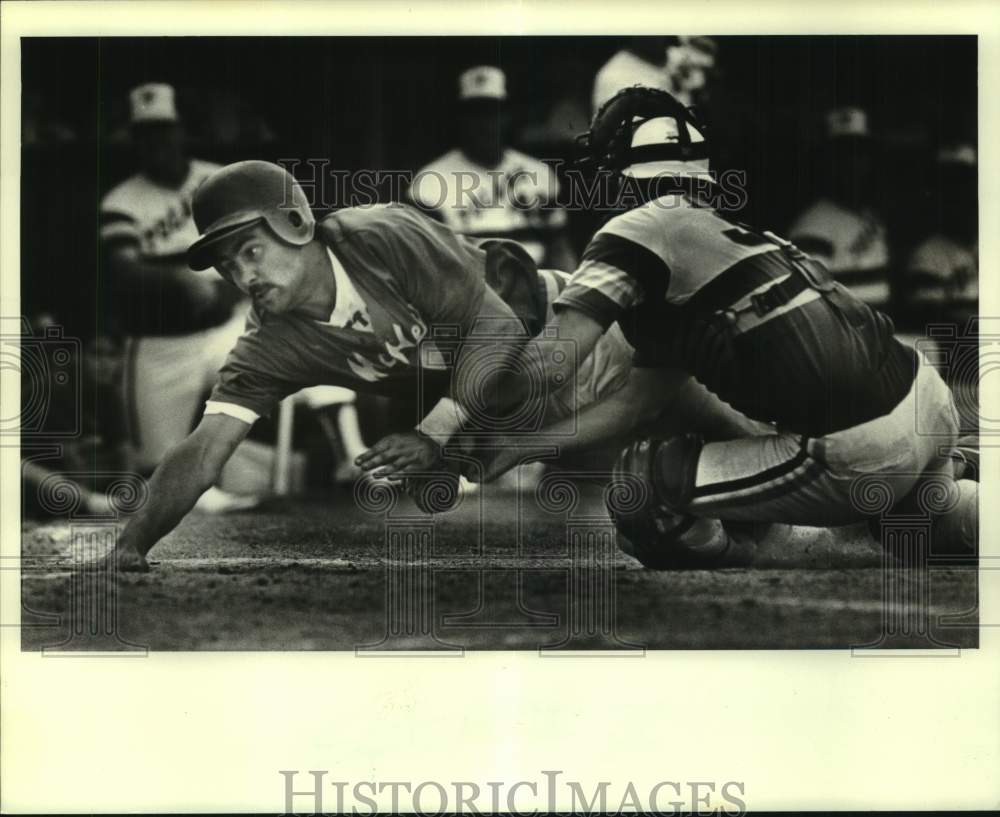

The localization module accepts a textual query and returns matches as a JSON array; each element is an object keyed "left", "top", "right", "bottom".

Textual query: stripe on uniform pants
[{"left": 690, "top": 436, "right": 825, "bottom": 510}]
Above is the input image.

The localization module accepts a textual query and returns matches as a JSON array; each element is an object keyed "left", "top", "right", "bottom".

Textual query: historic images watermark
[
  {"left": 276, "top": 158, "right": 750, "bottom": 214},
  {"left": 5, "top": 316, "right": 149, "bottom": 654},
  {"left": 279, "top": 769, "right": 748, "bottom": 815},
  {"left": 2, "top": 316, "right": 81, "bottom": 441}
]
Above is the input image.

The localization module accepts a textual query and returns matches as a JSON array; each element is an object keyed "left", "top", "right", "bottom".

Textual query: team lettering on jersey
[
  {"left": 141, "top": 197, "right": 194, "bottom": 253},
  {"left": 99, "top": 159, "right": 221, "bottom": 260},
  {"left": 346, "top": 320, "right": 434, "bottom": 382}
]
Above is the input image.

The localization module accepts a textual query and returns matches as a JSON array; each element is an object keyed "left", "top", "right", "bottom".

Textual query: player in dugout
[
  {"left": 408, "top": 65, "right": 576, "bottom": 271},
  {"left": 103, "top": 160, "right": 759, "bottom": 572},
  {"left": 99, "top": 83, "right": 255, "bottom": 513}
]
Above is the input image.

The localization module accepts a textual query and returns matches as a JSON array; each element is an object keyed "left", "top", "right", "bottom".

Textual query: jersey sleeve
[
  {"left": 206, "top": 320, "right": 302, "bottom": 421},
  {"left": 477, "top": 237, "right": 548, "bottom": 335},
  {"left": 99, "top": 190, "right": 141, "bottom": 251},
  {"left": 553, "top": 230, "right": 667, "bottom": 328},
  {"left": 366, "top": 205, "right": 488, "bottom": 331}
]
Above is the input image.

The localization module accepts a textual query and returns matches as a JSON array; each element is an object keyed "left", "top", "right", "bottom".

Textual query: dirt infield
[{"left": 20, "top": 487, "right": 978, "bottom": 651}]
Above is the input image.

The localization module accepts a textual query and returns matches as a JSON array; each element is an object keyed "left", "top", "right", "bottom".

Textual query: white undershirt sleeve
[{"left": 204, "top": 400, "right": 260, "bottom": 426}]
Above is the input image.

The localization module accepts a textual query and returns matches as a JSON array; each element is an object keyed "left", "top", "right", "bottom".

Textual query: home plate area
[{"left": 21, "top": 485, "right": 978, "bottom": 652}]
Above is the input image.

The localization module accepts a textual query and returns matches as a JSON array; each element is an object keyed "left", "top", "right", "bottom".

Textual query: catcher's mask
[{"left": 576, "top": 85, "right": 711, "bottom": 181}]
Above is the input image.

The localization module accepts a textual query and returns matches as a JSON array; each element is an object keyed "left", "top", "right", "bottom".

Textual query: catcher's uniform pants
[
  {"left": 123, "top": 307, "right": 248, "bottom": 472},
  {"left": 689, "top": 358, "right": 960, "bottom": 526}
]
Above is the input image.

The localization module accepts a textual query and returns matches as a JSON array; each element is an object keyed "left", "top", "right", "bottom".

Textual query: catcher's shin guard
[{"left": 607, "top": 435, "right": 753, "bottom": 569}]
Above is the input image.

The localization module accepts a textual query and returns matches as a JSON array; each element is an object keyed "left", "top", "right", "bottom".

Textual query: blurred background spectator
[
  {"left": 593, "top": 36, "right": 718, "bottom": 113},
  {"left": 788, "top": 106, "right": 892, "bottom": 310},
  {"left": 407, "top": 65, "right": 575, "bottom": 270},
  {"left": 664, "top": 35, "right": 718, "bottom": 107},
  {"left": 901, "top": 141, "right": 978, "bottom": 328},
  {"left": 22, "top": 91, "right": 77, "bottom": 146},
  {"left": 517, "top": 55, "right": 592, "bottom": 152},
  {"left": 593, "top": 36, "right": 675, "bottom": 113},
  {"left": 99, "top": 83, "right": 256, "bottom": 512}
]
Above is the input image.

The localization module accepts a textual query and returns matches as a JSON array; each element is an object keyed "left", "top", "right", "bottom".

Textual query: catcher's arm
[
  {"left": 478, "top": 366, "right": 683, "bottom": 481},
  {"left": 451, "top": 299, "right": 605, "bottom": 427}
]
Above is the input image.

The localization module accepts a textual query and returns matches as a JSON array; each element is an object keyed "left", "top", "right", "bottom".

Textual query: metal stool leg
[{"left": 272, "top": 396, "right": 295, "bottom": 496}]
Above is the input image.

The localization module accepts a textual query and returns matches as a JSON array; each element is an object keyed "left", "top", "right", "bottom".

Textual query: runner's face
[{"left": 213, "top": 224, "right": 306, "bottom": 315}]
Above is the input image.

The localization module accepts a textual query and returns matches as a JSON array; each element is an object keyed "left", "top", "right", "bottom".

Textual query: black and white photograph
[
  {"left": 2, "top": 1, "right": 998, "bottom": 813},
  {"left": 15, "top": 30, "right": 981, "bottom": 651}
]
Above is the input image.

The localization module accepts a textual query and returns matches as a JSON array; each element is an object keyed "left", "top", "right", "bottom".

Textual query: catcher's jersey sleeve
[
  {"left": 552, "top": 232, "right": 653, "bottom": 329},
  {"left": 554, "top": 195, "right": 775, "bottom": 330}
]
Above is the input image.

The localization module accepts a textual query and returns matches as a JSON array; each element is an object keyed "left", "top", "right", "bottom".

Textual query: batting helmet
[
  {"left": 187, "top": 160, "right": 315, "bottom": 271},
  {"left": 577, "top": 85, "right": 710, "bottom": 180}
]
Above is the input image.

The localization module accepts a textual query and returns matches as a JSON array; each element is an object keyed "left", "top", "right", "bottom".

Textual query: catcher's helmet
[
  {"left": 187, "top": 160, "right": 315, "bottom": 271},
  {"left": 577, "top": 85, "right": 711, "bottom": 180}
]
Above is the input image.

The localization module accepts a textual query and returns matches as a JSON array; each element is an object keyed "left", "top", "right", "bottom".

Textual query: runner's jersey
[
  {"left": 207, "top": 204, "right": 544, "bottom": 420},
  {"left": 553, "top": 194, "right": 915, "bottom": 436}
]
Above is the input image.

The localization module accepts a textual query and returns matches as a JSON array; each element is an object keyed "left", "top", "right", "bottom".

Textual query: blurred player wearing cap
[
  {"left": 592, "top": 36, "right": 718, "bottom": 113},
  {"left": 99, "top": 83, "right": 255, "bottom": 512},
  {"left": 103, "top": 160, "right": 756, "bottom": 571},
  {"left": 788, "top": 106, "right": 892, "bottom": 310},
  {"left": 407, "top": 66, "right": 576, "bottom": 271},
  {"left": 902, "top": 141, "right": 978, "bottom": 327},
  {"left": 470, "top": 86, "right": 976, "bottom": 569}
]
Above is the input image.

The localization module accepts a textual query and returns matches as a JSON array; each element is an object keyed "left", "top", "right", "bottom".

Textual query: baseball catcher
[{"left": 467, "top": 86, "right": 977, "bottom": 569}]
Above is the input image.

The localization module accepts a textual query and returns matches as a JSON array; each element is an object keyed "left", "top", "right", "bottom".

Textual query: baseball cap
[
  {"left": 458, "top": 66, "right": 507, "bottom": 102},
  {"left": 936, "top": 142, "right": 976, "bottom": 166},
  {"left": 825, "top": 106, "right": 869, "bottom": 139},
  {"left": 129, "top": 83, "right": 179, "bottom": 124}
]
